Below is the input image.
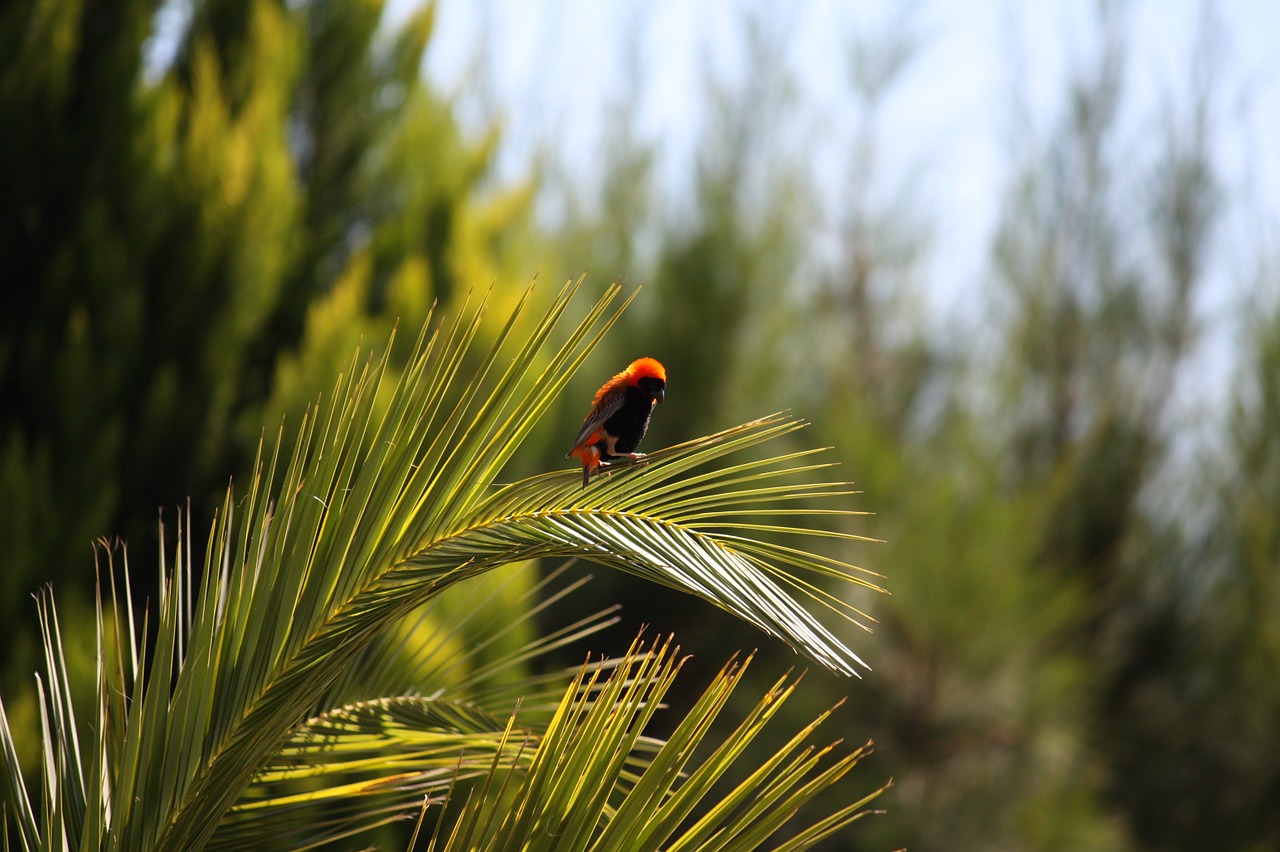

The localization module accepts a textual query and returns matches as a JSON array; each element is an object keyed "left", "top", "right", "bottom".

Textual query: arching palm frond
[
  {"left": 418, "top": 636, "right": 885, "bottom": 852},
  {"left": 0, "top": 279, "right": 885, "bottom": 851}
]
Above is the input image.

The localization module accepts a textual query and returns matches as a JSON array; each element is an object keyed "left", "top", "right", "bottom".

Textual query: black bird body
[{"left": 566, "top": 359, "right": 667, "bottom": 486}]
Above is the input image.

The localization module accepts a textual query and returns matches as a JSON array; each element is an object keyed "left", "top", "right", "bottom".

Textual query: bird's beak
[{"left": 655, "top": 387, "right": 665, "bottom": 404}]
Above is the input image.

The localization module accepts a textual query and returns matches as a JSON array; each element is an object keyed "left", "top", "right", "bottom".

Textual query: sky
[
  {"left": 413, "top": 0, "right": 1279, "bottom": 303},
  {"left": 405, "top": 0, "right": 1280, "bottom": 413}
]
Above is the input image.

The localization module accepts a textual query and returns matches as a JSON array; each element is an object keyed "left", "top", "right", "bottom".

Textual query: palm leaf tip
[{"left": 425, "top": 636, "right": 887, "bottom": 851}]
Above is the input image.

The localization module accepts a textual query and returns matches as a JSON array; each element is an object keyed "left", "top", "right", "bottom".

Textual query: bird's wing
[{"left": 565, "top": 387, "right": 627, "bottom": 456}]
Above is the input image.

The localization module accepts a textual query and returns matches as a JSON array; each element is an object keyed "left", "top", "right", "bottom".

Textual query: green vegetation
[
  {"left": 2, "top": 283, "right": 886, "bottom": 849},
  {"left": 3, "top": 1, "right": 1277, "bottom": 849}
]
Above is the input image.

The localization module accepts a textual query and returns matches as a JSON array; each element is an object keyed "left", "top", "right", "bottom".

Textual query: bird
[{"left": 566, "top": 357, "right": 667, "bottom": 487}]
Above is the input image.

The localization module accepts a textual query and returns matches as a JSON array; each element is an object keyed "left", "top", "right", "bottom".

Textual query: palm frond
[
  {"left": 210, "top": 695, "right": 526, "bottom": 851},
  {"left": 0, "top": 279, "right": 884, "bottom": 850},
  {"left": 425, "top": 636, "right": 886, "bottom": 852},
  {"left": 209, "top": 566, "right": 623, "bottom": 850},
  {"left": 403, "top": 414, "right": 880, "bottom": 675},
  {"left": 320, "top": 561, "right": 621, "bottom": 719}
]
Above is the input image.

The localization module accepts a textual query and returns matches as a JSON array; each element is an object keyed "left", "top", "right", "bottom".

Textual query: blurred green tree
[
  {"left": 792, "top": 8, "right": 1130, "bottom": 848},
  {"left": 977, "top": 5, "right": 1277, "bottom": 850},
  {"left": 0, "top": 0, "right": 533, "bottom": 709},
  {"left": 1103, "top": 284, "right": 1280, "bottom": 851}
]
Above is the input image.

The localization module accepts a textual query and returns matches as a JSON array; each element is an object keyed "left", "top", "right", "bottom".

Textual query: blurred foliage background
[{"left": 3, "top": 0, "right": 1278, "bottom": 848}]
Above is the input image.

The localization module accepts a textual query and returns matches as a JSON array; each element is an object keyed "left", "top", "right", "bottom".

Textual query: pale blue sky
[
  {"left": 416, "top": 0, "right": 1279, "bottom": 302},
  {"left": 410, "top": 0, "right": 1280, "bottom": 410}
]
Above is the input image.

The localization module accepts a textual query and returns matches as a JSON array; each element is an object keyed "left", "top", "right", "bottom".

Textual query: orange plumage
[{"left": 566, "top": 358, "right": 667, "bottom": 487}]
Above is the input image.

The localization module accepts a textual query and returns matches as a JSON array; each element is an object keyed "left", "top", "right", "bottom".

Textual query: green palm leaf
[
  {"left": 211, "top": 696, "right": 524, "bottom": 851},
  {"left": 419, "top": 636, "right": 885, "bottom": 852},
  {"left": 212, "top": 567, "right": 622, "bottom": 851},
  {"left": 0, "top": 279, "right": 885, "bottom": 850}
]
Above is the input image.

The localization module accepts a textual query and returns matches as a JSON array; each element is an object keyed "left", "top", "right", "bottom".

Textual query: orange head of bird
[{"left": 620, "top": 357, "right": 666, "bottom": 403}]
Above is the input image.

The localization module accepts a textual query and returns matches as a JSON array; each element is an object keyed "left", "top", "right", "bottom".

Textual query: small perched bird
[{"left": 566, "top": 357, "right": 667, "bottom": 487}]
